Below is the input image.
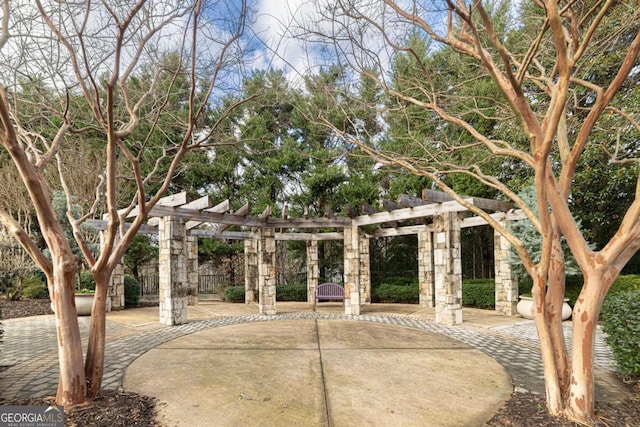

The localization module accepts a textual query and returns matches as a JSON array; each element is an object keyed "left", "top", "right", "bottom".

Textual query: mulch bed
[
  {"left": 487, "top": 391, "right": 640, "bottom": 426},
  {"left": 1, "top": 297, "right": 639, "bottom": 426},
  {"left": 0, "top": 391, "right": 159, "bottom": 427},
  {"left": 0, "top": 297, "right": 53, "bottom": 319}
]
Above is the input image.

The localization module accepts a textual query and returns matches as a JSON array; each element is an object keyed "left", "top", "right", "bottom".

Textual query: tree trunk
[
  {"left": 565, "top": 272, "right": 606, "bottom": 423},
  {"left": 51, "top": 263, "right": 88, "bottom": 406},
  {"left": 531, "top": 272, "right": 563, "bottom": 415},
  {"left": 84, "top": 271, "right": 111, "bottom": 399},
  {"left": 546, "top": 237, "right": 569, "bottom": 395}
]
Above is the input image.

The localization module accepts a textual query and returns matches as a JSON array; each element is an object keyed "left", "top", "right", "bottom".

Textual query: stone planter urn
[
  {"left": 517, "top": 296, "right": 572, "bottom": 320},
  {"left": 51, "top": 293, "right": 110, "bottom": 316},
  {"left": 75, "top": 293, "right": 95, "bottom": 316}
]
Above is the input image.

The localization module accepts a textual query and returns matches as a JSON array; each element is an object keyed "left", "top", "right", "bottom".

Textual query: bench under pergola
[{"left": 89, "top": 189, "right": 524, "bottom": 326}]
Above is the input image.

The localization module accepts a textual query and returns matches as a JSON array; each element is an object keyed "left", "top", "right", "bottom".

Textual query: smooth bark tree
[
  {"left": 297, "top": 0, "right": 640, "bottom": 423},
  {"left": 0, "top": 0, "right": 250, "bottom": 408}
]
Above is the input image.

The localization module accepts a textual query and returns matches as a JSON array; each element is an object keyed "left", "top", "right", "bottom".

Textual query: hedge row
[
  {"left": 220, "top": 279, "right": 498, "bottom": 307},
  {"left": 223, "top": 283, "right": 309, "bottom": 303},
  {"left": 462, "top": 279, "right": 495, "bottom": 309},
  {"left": 372, "top": 283, "right": 419, "bottom": 304},
  {"left": 370, "top": 278, "right": 497, "bottom": 307},
  {"left": 601, "top": 287, "right": 640, "bottom": 381},
  {"left": 277, "top": 283, "right": 307, "bottom": 301}
]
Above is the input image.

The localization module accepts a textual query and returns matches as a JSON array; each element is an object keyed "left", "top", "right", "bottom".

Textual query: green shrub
[
  {"left": 277, "top": 283, "right": 307, "bottom": 301},
  {"left": 21, "top": 275, "right": 49, "bottom": 299},
  {"left": 601, "top": 288, "right": 640, "bottom": 381},
  {"left": 609, "top": 275, "right": 640, "bottom": 297},
  {"left": 79, "top": 270, "right": 96, "bottom": 291},
  {"left": 377, "top": 276, "right": 417, "bottom": 287},
  {"left": 372, "top": 283, "right": 419, "bottom": 303},
  {"left": 223, "top": 285, "right": 245, "bottom": 303},
  {"left": 463, "top": 278, "right": 495, "bottom": 286},
  {"left": 462, "top": 280, "right": 495, "bottom": 309},
  {"left": 124, "top": 275, "right": 140, "bottom": 308}
]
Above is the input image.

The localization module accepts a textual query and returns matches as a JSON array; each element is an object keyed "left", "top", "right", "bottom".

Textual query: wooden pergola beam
[
  {"left": 208, "top": 202, "right": 251, "bottom": 235},
  {"left": 267, "top": 217, "right": 351, "bottom": 228},
  {"left": 461, "top": 210, "right": 527, "bottom": 228},
  {"left": 275, "top": 232, "right": 344, "bottom": 241},
  {"left": 361, "top": 202, "right": 379, "bottom": 215},
  {"left": 370, "top": 225, "right": 433, "bottom": 237},
  {"left": 143, "top": 205, "right": 266, "bottom": 227},
  {"left": 90, "top": 189, "right": 523, "bottom": 241},
  {"left": 422, "top": 189, "right": 515, "bottom": 212},
  {"left": 259, "top": 205, "right": 272, "bottom": 219},
  {"left": 185, "top": 199, "right": 231, "bottom": 230},
  {"left": 379, "top": 198, "right": 401, "bottom": 211},
  {"left": 90, "top": 208, "right": 526, "bottom": 238},
  {"left": 352, "top": 199, "right": 471, "bottom": 227},
  {"left": 116, "top": 191, "right": 189, "bottom": 219},
  {"left": 189, "top": 229, "right": 344, "bottom": 241},
  {"left": 147, "top": 195, "right": 217, "bottom": 227},
  {"left": 397, "top": 194, "right": 426, "bottom": 207}
]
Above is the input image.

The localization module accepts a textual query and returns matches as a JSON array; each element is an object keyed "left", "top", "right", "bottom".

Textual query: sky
[
  {"left": 244, "top": 0, "right": 447, "bottom": 87},
  {"left": 248, "top": 0, "right": 332, "bottom": 85},
  {"left": 0, "top": 0, "right": 446, "bottom": 98}
]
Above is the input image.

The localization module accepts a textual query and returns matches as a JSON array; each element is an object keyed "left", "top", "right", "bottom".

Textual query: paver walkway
[{"left": 0, "top": 302, "right": 630, "bottom": 421}]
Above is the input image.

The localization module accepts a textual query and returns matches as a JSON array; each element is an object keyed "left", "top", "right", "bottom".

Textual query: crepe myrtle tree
[
  {"left": 297, "top": 0, "right": 640, "bottom": 423},
  {"left": 0, "top": 0, "right": 253, "bottom": 407}
]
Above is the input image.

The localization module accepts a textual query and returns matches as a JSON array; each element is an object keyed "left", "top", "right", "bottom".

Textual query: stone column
[
  {"left": 244, "top": 237, "right": 258, "bottom": 303},
  {"left": 258, "top": 227, "right": 277, "bottom": 315},
  {"left": 306, "top": 239, "right": 319, "bottom": 303},
  {"left": 433, "top": 212, "right": 462, "bottom": 325},
  {"left": 100, "top": 231, "right": 124, "bottom": 311},
  {"left": 109, "top": 263, "right": 125, "bottom": 311},
  {"left": 158, "top": 216, "right": 188, "bottom": 325},
  {"left": 186, "top": 234, "right": 199, "bottom": 306},
  {"left": 494, "top": 223, "right": 519, "bottom": 315},
  {"left": 359, "top": 234, "right": 371, "bottom": 305},
  {"left": 343, "top": 225, "right": 360, "bottom": 315},
  {"left": 418, "top": 226, "right": 435, "bottom": 308}
]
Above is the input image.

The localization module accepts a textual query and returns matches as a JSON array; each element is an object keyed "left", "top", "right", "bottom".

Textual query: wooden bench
[{"left": 315, "top": 283, "right": 345, "bottom": 305}]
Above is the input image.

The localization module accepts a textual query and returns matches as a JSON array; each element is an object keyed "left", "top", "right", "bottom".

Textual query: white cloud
[
  {"left": 246, "top": 0, "right": 420, "bottom": 86},
  {"left": 247, "top": 0, "right": 325, "bottom": 85}
]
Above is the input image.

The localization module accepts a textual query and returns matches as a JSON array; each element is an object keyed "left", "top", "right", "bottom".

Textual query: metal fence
[
  {"left": 139, "top": 274, "right": 237, "bottom": 296},
  {"left": 139, "top": 275, "right": 159, "bottom": 296},
  {"left": 198, "top": 275, "right": 217, "bottom": 294}
]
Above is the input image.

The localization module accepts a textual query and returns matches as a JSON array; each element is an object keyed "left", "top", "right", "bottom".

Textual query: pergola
[{"left": 90, "top": 190, "right": 525, "bottom": 326}]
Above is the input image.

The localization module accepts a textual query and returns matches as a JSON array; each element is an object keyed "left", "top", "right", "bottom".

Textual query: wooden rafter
[
  {"left": 147, "top": 195, "right": 216, "bottom": 227},
  {"left": 361, "top": 202, "right": 379, "bottom": 215},
  {"left": 185, "top": 199, "right": 230, "bottom": 230},
  {"left": 115, "top": 191, "right": 188, "bottom": 219},
  {"left": 422, "top": 189, "right": 515, "bottom": 212},
  {"left": 208, "top": 202, "right": 251, "bottom": 235},
  {"left": 397, "top": 194, "right": 426, "bottom": 208},
  {"left": 379, "top": 198, "right": 401, "bottom": 211}
]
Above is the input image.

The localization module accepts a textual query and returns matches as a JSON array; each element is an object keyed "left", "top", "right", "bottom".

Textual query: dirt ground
[{"left": 1, "top": 297, "right": 639, "bottom": 426}]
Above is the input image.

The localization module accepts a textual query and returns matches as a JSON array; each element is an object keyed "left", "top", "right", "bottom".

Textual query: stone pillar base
[{"left": 159, "top": 296, "right": 187, "bottom": 325}]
